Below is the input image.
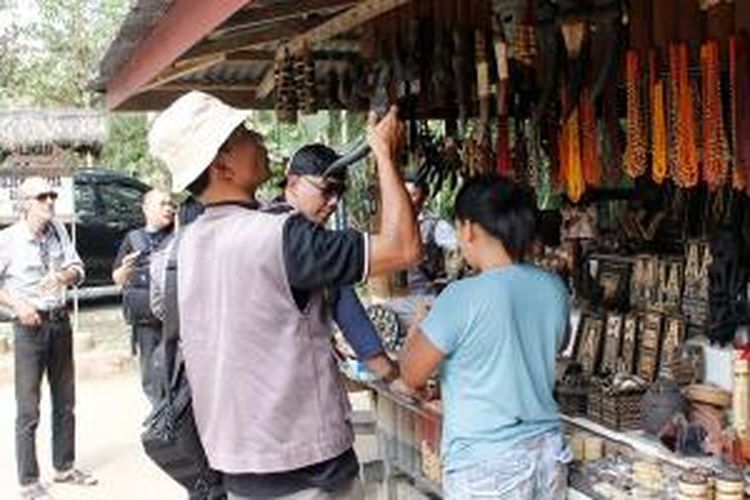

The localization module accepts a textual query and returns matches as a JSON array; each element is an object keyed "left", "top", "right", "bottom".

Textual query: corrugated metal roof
[{"left": 94, "top": 0, "right": 175, "bottom": 91}]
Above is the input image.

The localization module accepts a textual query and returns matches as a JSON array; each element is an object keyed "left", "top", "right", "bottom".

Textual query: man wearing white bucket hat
[
  {"left": 0, "top": 177, "right": 96, "bottom": 499},
  {"left": 148, "top": 91, "right": 421, "bottom": 499}
]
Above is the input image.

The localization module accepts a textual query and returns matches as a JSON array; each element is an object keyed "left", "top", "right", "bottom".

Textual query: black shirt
[{"left": 113, "top": 227, "right": 172, "bottom": 271}]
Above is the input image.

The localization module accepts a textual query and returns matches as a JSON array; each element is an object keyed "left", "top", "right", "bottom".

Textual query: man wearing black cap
[{"left": 273, "top": 144, "right": 398, "bottom": 382}]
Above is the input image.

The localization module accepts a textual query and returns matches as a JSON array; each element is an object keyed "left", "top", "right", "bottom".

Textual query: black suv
[{"left": 73, "top": 169, "right": 150, "bottom": 286}]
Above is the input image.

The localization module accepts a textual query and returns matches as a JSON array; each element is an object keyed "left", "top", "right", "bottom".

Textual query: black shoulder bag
[{"left": 140, "top": 233, "right": 225, "bottom": 499}]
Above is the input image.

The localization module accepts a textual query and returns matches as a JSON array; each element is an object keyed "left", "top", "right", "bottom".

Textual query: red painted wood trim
[{"left": 106, "top": 0, "right": 254, "bottom": 110}]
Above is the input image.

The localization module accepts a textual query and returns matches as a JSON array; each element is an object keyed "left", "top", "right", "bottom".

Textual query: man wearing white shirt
[{"left": 0, "top": 177, "right": 96, "bottom": 499}]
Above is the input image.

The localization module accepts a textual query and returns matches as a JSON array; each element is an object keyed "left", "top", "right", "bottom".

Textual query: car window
[
  {"left": 75, "top": 183, "right": 98, "bottom": 219},
  {"left": 98, "top": 182, "right": 146, "bottom": 222}
]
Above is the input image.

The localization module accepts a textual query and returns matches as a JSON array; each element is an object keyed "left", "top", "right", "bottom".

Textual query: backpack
[
  {"left": 141, "top": 231, "right": 225, "bottom": 499},
  {"left": 122, "top": 229, "right": 160, "bottom": 325}
]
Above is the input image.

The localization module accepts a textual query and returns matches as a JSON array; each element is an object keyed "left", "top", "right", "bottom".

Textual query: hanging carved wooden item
[
  {"left": 624, "top": 50, "right": 647, "bottom": 178},
  {"left": 588, "top": 2, "right": 621, "bottom": 100},
  {"left": 738, "top": 0, "right": 750, "bottom": 37},
  {"left": 650, "top": 51, "right": 669, "bottom": 184},
  {"left": 580, "top": 87, "right": 601, "bottom": 187},
  {"left": 730, "top": 35, "right": 750, "bottom": 192},
  {"left": 601, "top": 313, "right": 624, "bottom": 375},
  {"left": 631, "top": 254, "right": 659, "bottom": 308},
  {"left": 628, "top": 0, "right": 652, "bottom": 53},
  {"left": 638, "top": 312, "right": 664, "bottom": 382},
  {"left": 577, "top": 313, "right": 605, "bottom": 376},
  {"left": 561, "top": 21, "right": 586, "bottom": 59},
  {"left": 683, "top": 240, "right": 711, "bottom": 327},
  {"left": 698, "top": 243, "right": 713, "bottom": 300},
  {"left": 665, "top": 260, "right": 684, "bottom": 312},
  {"left": 660, "top": 316, "right": 686, "bottom": 375},
  {"left": 652, "top": 0, "right": 677, "bottom": 50},
  {"left": 296, "top": 48, "right": 317, "bottom": 115},
  {"left": 619, "top": 313, "right": 639, "bottom": 375},
  {"left": 677, "top": 0, "right": 704, "bottom": 44},
  {"left": 701, "top": 40, "right": 729, "bottom": 191},
  {"left": 275, "top": 49, "right": 298, "bottom": 123},
  {"left": 493, "top": 0, "right": 536, "bottom": 66},
  {"left": 493, "top": 37, "right": 513, "bottom": 178},
  {"left": 559, "top": 87, "right": 585, "bottom": 202},
  {"left": 671, "top": 43, "right": 700, "bottom": 188},
  {"left": 704, "top": 0, "right": 734, "bottom": 55}
]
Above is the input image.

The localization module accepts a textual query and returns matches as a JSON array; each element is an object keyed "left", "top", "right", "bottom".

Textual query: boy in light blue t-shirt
[{"left": 400, "top": 177, "right": 571, "bottom": 500}]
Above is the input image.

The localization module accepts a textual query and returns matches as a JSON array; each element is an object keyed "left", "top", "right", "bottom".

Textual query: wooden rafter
[
  {"left": 184, "top": 15, "right": 338, "bottom": 60},
  {"left": 154, "top": 83, "right": 259, "bottom": 92},
  {"left": 286, "top": 0, "right": 411, "bottom": 54},
  {"left": 142, "top": 53, "right": 225, "bottom": 92},
  {"left": 212, "top": 0, "right": 356, "bottom": 40},
  {"left": 105, "top": 0, "right": 252, "bottom": 110},
  {"left": 118, "top": 88, "right": 259, "bottom": 111}
]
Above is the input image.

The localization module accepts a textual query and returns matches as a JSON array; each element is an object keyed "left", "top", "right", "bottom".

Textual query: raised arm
[{"left": 368, "top": 107, "right": 422, "bottom": 276}]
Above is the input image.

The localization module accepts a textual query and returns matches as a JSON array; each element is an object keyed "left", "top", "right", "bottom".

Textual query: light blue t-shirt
[{"left": 421, "top": 264, "right": 569, "bottom": 471}]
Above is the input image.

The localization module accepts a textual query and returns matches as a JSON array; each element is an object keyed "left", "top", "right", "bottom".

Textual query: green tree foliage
[
  {"left": 100, "top": 113, "right": 169, "bottom": 188},
  {"left": 0, "top": 0, "right": 127, "bottom": 107}
]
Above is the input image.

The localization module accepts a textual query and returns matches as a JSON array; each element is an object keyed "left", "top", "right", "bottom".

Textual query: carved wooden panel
[
  {"left": 637, "top": 311, "right": 664, "bottom": 382},
  {"left": 618, "top": 313, "right": 639, "bottom": 374},
  {"left": 577, "top": 313, "right": 605, "bottom": 376},
  {"left": 601, "top": 313, "right": 624, "bottom": 375}
]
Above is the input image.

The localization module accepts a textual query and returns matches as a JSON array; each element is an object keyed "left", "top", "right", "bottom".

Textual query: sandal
[{"left": 53, "top": 468, "right": 97, "bottom": 486}]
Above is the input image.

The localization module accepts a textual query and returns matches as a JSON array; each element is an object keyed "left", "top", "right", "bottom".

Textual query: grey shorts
[{"left": 442, "top": 432, "right": 571, "bottom": 500}]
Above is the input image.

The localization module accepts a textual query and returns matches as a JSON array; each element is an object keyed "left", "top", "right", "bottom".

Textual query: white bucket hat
[{"left": 148, "top": 91, "right": 250, "bottom": 193}]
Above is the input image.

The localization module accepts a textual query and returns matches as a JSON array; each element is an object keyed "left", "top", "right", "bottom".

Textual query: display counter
[{"left": 359, "top": 380, "right": 737, "bottom": 500}]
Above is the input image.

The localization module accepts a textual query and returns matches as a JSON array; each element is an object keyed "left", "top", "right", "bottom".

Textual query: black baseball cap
[{"left": 287, "top": 144, "right": 346, "bottom": 182}]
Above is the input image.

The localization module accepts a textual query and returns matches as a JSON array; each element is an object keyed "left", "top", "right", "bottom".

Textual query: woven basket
[
  {"left": 556, "top": 384, "right": 588, "bottom": 416},
  {"left": 589, "top": 384, "right": 646, "bottom": 431}
]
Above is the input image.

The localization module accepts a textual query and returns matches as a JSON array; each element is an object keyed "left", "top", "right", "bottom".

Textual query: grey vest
[{"left": 177, "top": 205, "right": 353, "bottom": 474}]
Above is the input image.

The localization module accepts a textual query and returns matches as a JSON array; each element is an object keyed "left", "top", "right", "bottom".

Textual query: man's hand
[
  {"left": 367, "top": 106, "right": 404, "bottom": 161},
  {"left": 366, "top": 353, "right": 398, "bottom": 383},
  {"left": 121, "top": 251, "right": 140, "bottom": 273},
  {"left": 112, "top": 250, "right": 140, "bottom": 286},
  {"left": 14, "top": 300, "right": 40, "bottom": 328},
  {"left": 37, "top": 271, "right": 64, "bottom": 295},
  {"left": 413, "top": 301, "right": 430, "bottom": 325}
]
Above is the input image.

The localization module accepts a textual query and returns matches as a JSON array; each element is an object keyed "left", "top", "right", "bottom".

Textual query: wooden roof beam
[
  {"left": 184, "top": 14, "right": 338, "bottom": 60},
  {"left": 142, "top": 53, "right": 226, "bottom": 92},
  {"left": 286, "top": 0, "right": 411, "bottom": 55},
  {"left": 117, "top": 88, "right": 260, "bottom": 111},
  {"left": 105, "top": 0, "right": 253, "bottom": 110},
  {"left": 212, "top": 0, "right": 356, "bottom": 39},
  {"left": 153, "top": 83, "right": 259, "bottom": 92}
]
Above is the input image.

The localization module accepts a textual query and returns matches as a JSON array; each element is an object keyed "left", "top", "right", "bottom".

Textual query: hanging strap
[
  {"left": 161, "top": 230, "right": 184, "bottom": 399},
  {"left": 128, "top": 229, "right": 152, "bottom": 255}
]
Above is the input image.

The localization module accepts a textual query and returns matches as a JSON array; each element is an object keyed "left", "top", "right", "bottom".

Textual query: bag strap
[
  {"left": 128, "top": 229, "right": 152, "bottom": 255},
  {"left": 161, "top": 230, "right": 184, "bottom": 398}
]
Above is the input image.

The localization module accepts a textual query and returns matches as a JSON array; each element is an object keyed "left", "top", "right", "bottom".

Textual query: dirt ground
[{"left": 0, "top": 303, "right": 430, "bottom": 500}]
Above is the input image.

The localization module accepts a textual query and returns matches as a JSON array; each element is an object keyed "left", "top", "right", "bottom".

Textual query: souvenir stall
[
  {"left": 339, "top": 0, "right": 750, "bottom": 498},
  {"left": 97, "top": 0, "right": 750, "bottom": 498}
]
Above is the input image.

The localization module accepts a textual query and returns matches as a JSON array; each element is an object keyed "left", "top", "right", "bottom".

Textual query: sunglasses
[
  {"left": 33, "top": 192, "right": 58, "bottom": 202},
  {"left": 302, "top": 176, "right": 346, "bottom": 200}
]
